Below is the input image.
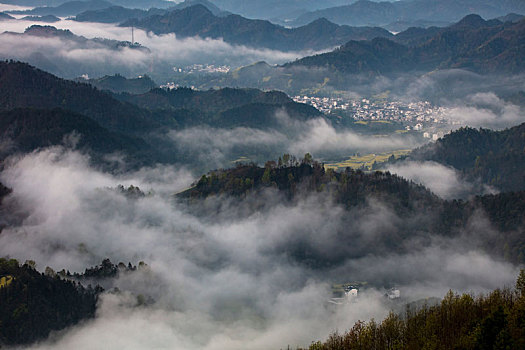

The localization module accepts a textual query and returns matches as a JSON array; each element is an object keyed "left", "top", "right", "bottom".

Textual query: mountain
[
  {"left": 0, "top": 60, "right": 159, "bottom": 134},
  {"left": 80, "top": 74, "right": 157, "bottom": 94},
  {"left": 175, "top": 15, "right": 524, "bottom": 95},
  {"left": 179, "top": 158, "right": 525, "bottom": 264},
  {"left": 285, "top": 15, "right": 525, "bottom": 74},
  {"left": 408, "top": 123, "right": 525, "bottom": 192},
  {"left": 383, "top": 19, "right": 452, "bottom": 34},
  {"left": 497, "top": 13, "right": 525, "bottom": 23},
  {"left": 0, "top": 25, "right": 151, "bottom": 79},
  {"left": 2, "top": 25, "right": 149, "bottom": 52},
  {"left": 116, "top": 86, "right": 321, "bottom": 129},
  {"left": 0, "top": 258, "right": 100, "bottom": 346},
  {"left": 0, "top": 12, "right": 15, "bottom": 20},
  {"left": 0, "top": 62, "right": 324, "bottom": 169},
  {"left": 171, "top": 0, "right": 229, "bottom": 17},
  {"left": 74, "top": 0, "right": 229, "bottom": 23},
  {"left": 119, "top": 5, "right": 393, "bottom": 51},
  {"left": 1, "top": 0, "right": 174, "bottom": 9},
  {"left": 287, "top": 37, "right": 411, "bottom": 74},
  {"left": 208, "top": 0, "right": 359, "bottom": 21},
  {"left": 20, "top": 15, "right": 60, "bottom": 22},
  {"left": 291, "top": 0, "right": 525, "bottom": 27},
  {"left": 74, "top": 5, "right": 165, "bottom": 23},
  {"left": 0, "top": 108, "right": 159, "bottom": 167},
  {"left": 8, "top": 0, "right": 114, "bottom": 17}
]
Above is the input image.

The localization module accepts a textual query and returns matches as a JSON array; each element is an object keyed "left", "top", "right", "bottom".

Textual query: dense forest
[
  {"left": 180, "top": 159, "right": 525, "bottom": 264},
  {"left": 116, "top": 86, "right": 320, "bottom": 128},
  {"left": 302, "top": 271, "right": 525, "bottom": 350},
  {"left": 81, "top": 74, "right": 157, "bottom": 94},
  {"left": 408, "top": 123, "right": 525, "bottom": 192},
  {"left": 286, "top": 15, "right": 525, "bottom": 74},
  {"left": 119, "top": 5, "right": 392, "bottom": 51},
  {"left": 0, "top": 61, "right": 321, "bottom": 169},
  {"left": 0, "top": 61, "right": 320, "bottom": 135},
  {"left": 0, "top": 259, "right": 101, "bottom": 346},
  {"left": 0, "top": 107, "right": 159, "bottom": 168}
]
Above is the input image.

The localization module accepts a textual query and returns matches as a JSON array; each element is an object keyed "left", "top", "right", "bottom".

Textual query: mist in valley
[
  {"left": 0, "top": 142, "right": 520, "bottom": 349},
  {"left": 0, "top": 6, "right": 524, "bottom": 349}
]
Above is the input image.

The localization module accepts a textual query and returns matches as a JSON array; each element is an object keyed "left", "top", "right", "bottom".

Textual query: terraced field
[{"left": 324, "top": 149, "right": 411, "bottom": 171}]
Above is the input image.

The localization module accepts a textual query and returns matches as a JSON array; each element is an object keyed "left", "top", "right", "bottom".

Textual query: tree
[
  {"left": 516, "top": 269, "right": 525, "bottom": 296},
  {"left": 303, "top": 153, "right": 313, "bottom": 165}
]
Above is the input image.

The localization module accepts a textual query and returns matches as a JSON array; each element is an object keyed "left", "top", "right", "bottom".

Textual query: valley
[{"left": 0, "top": 1, "right": 523, "bottom": 349}]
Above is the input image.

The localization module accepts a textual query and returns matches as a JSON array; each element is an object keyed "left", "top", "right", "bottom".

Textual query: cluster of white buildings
[
  {"left": 293, "top": 95, "right": 450, "bottom": 124},
  {"left": 173, "top": 64, "right": 231, "bottom": 74}
]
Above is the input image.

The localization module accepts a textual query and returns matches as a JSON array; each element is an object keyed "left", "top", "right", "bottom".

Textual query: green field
[{"left": 324, "top": 149, "right": 411, "bottom": 171}]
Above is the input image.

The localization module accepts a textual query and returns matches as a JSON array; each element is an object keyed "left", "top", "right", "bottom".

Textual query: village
[{"left": 293, "top": 95, "right": 459, "bottom": 139}]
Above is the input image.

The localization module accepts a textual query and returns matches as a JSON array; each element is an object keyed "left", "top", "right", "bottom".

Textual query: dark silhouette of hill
[
  {"left": 80, "top": 74, "right": 157, "bottom": 94},
  {"left": 179, "top": 157, "right": 525, "bottom": 265},
  {"left": 3, "top": 0, "right": 174, "bottom": 11},
  {"left": 0, "top": 258, "right": 100, "bottom": 346},
  {"left": 8, "top": 0, "right": 113, "bottom": 17},
  {"left": 20, "top": 15, "right": 61, "bottom": 22},
  {"left": 291, "top": 0, "right": 525, "bottom": 27},
  {"left": 119, "top": 5, "right": 393, "bottom": 51},
  {"left": 0, "top": 12, "right": 15, "bottom": 20},
  {"left": 0, "top": 61, "right": 323, "bottom": 169},
  {"left": 116, "top": 86, "right": 321, "bottom": 129},
  {"left": 0, "top": 60, "right": 159, "bottom": 134},
  {"left": 409, "top": 123, "right": 525, "bottom": 193},
  {"left": 285, "top": 15, "right": 525, "bottom": 74},
  {"left": 74, "top": 5, "right": 165, "bottom": 23},
  {"left": 0, "top": 108, "right": 159, "bottom": 167},
  {"left": 74, "top": 0, "right": 230, "bottom": 23}
]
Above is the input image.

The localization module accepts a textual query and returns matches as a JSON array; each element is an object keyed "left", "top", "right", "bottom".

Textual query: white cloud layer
[{"left": 0, "top": 146, "right": 519, "bottom": 349}]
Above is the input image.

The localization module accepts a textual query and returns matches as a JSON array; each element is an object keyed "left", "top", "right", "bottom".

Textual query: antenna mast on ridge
[{"left": 131, "top": 25, "right": 134, "bottom": 44}]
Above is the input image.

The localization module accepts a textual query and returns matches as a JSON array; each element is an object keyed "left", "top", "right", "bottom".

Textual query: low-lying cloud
[
  {"left": 0, "top": 18, "right": 322, "bottom": 80},
  {"left": 442, "top": 92, "right": 524, "bottom": 129},
  {"left": 167, "top": 113, "right": 423, "bottom": 169},
  {"left": 386, "top": 161, "right": 496, "bottom": 199},
  {"left": 0, "top": 145, "right": 520, "bottom": 349}
]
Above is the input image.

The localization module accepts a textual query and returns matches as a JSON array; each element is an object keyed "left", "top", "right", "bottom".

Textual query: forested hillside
[
  {"left": 119, "top": 5, "right": 393, "bottom": 51},
  {"left": 286, "top": 15, "right": 525, "bottom": 74},
  {"left": 0, "top": 60, "right": 159, "bottom": 134},
  {"left": 117, "top": 87, "right": 320, "bottom": 128},
  {"left": 180, "top": 158, "right": 525, "bottom": 265},
  {"left": 409, "top": 123, "right": 525, "bottom": 192},
  {"left": 0, "top": 61, "right": 322, "bottom": 169},
  {"left": 0, "top": 259, "right": 100, "bottom": 346},
  {"left": 303, "top": 275, "right": 525, "bottom": 350},
  {"left": 0, "top": 108, "right": 158, "bottom": 167}
]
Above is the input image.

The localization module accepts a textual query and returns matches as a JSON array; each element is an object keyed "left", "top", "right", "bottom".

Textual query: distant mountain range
[
  {"left": 207, "top": 0, "right": 360, "bottom": 21},
  {"left": 20, "top": 15, "right": 60, "bottom": 23},
  {"left": 117, "top": 5, "right": 392, "bottom": 51},
  {"left": 288, "top": 14, "right": 525, "bottom": 74},
  {"left": 199, "top": 14, "right": 524, "bottom": 93},
  {"left": 291, "top": 0, "right": 525, "bottom": 28},
  {"left": 72, "top": 0, "right": 228, "bottom": 23},
  {"left": 1, "top": 0, "right": 174, "bottom": 10},
  {"left": 8, "top": 0, "right": 115, "bottom": 17},
  {"left": 79, "top": 74, "right": 157, "bottom": 94},
  {"left": 0, "top": 25, "right": 150, "bottom": 78},
  {"left": 0, "top": 62, "right": 321, "bottom": 169},
  {"left": 0, "top": 12, "right": 15, "bottom": 20}
]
